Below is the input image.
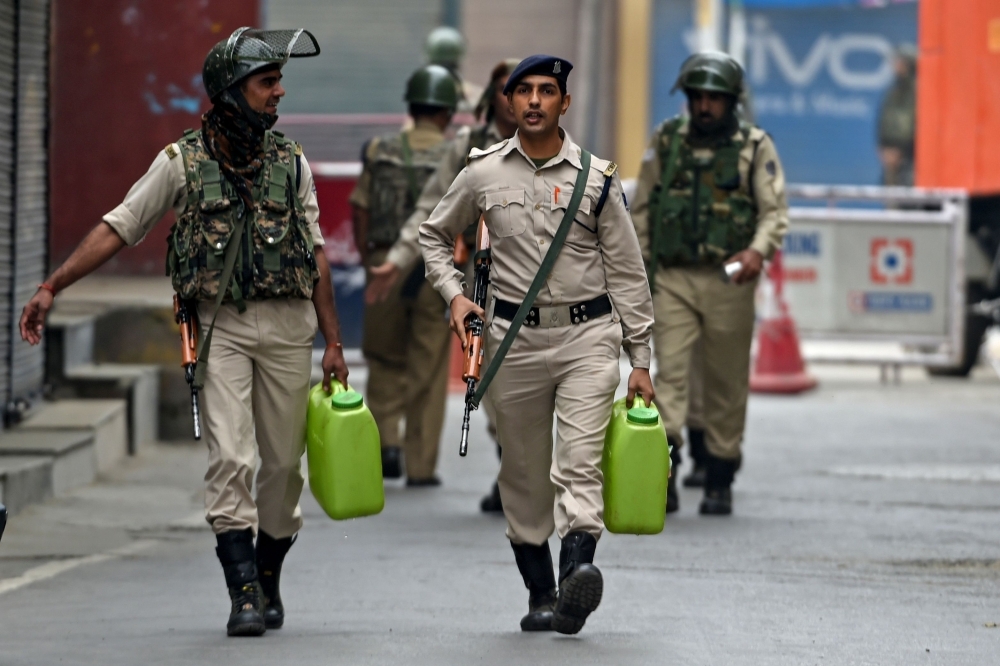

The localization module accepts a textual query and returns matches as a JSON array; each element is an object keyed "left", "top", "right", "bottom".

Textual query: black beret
[{"left": 502, "top": 54, "right": 573, "bottom": 95}]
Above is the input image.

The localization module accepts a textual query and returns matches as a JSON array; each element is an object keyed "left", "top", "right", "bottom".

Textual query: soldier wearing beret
[
  {"left": 631, "top": 52, "right": 789, "bottom": 516},
  {"left": 419, "top": 54, "right": 655, "bottom": 634}
]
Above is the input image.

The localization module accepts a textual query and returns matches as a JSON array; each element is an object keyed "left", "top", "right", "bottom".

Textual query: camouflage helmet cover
[
  {"left": 404, "top": 64, "right": 460, "bottom": 111},
  {"left": 425, "top": 26, "right": 466, "bottom": 67},
  {"left": 203, "top": 27, "right": 320, "bottom": 102},
  {"left": 672, "top": 51, "right": 744, "bottom": 97}
]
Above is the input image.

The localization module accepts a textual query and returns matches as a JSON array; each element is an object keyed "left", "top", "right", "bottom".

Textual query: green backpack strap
[
  {"left": 399, "top": 131, "right": 422, "bottom": 205},
  {"left": 192, "top": 213, "right": 247, "bottom": 389},
  {"left": 470, "top": 150, "right": 592, "bottom": 408}
]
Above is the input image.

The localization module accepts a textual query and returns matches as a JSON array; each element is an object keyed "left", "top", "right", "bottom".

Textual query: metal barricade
[{"left": 783, "top": 185, "right": 968, "bottom": 368}]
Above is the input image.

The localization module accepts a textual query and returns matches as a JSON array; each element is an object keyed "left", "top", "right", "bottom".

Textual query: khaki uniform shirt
[
  {"left": 419, "top": 130, "right": 654, "bottom": 369},
  {"left": 631, "top": 119, "right": 788, "bottom": 263},
  {"left": 349, "top": 118, "right": 447, "bottom": 211},
  {"left": 387, "top": 122, "right": 506, "bottom": 270},
  {"left": 103, "top": 141, "right": 325, "bottom": 248}
]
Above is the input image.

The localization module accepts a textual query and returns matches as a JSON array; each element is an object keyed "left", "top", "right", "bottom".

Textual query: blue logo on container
[{"left": 784, "top": 232, "right": 821, "bottom": 256}]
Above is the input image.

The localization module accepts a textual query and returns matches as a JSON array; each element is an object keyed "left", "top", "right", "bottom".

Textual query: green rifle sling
[
  {"left": 470, "top": 150, "right": 592, "bottom": 409},
  {"left": 192, "top": 214, "right": 247, "bottom": 389}
]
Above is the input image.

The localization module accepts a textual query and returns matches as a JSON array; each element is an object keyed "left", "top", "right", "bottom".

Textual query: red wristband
[{"left": 37, "top": 283, "right": 57, "bottom": 296}]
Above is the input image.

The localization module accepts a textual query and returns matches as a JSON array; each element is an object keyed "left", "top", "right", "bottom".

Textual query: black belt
[{"left": 493, "top": 294, "right": 612, "bottom": 328}]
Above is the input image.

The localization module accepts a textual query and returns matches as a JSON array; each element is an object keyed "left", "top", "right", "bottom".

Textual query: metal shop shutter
[
  {"left": 9, "top": 0, "right": 49, "bottom": 402},
  {"left": 266, "top": 0, "right": 446, "bottom": 113},
  {"left": 0, "top": 0, "right": 17, "bottom": 408}
]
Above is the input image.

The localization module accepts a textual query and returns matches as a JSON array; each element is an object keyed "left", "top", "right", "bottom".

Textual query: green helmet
[
  {"left": 202, "top": 27, "right": 320, "bottom": 102},
  {"left": 672, "top": 51, "right": 744, "bottom": 97},
  {"left": 404, "top": 64, "right": 459, "bottom": 111},
  {"left": 425, "top": 26, "right": 465, "bottom": 68}
]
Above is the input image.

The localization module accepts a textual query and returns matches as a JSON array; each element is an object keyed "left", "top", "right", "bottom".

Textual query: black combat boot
[
  {"left": 480, "top": 481, "right": 503, "bottom": 513},
  {"left": 683, "top": 428, "right": 708, "bottom": 488},
  {"left": 216, "top": 528, "right": 266, "bottom": 637},
  {"left": 511, "top": 541, "right": 557, "bottom": 631},
  {"left": 552, "top": 531, "right": 603, "bottom": 635},
  {"left": 256, "top": 530, "right": 295, "bottom": 629},
  {"left": 381, "top": 446, "right": 402, "bottom": 479},
  {"left": 666, "top": 438, "right": 682, "bottom": 514},
  {"left": 699, "top": 454, "right": 741, "bottom": 516}
]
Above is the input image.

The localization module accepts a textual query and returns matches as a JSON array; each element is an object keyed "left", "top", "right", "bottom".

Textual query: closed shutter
[
  {"left": 0, "top": 0, "right": 16, "bottom": 409},
  {"left": 9, "top": 0, "right": 49, "bottom": 401},
  {"left": 265, "top": 0, "right": 445, "bottom": 113}
]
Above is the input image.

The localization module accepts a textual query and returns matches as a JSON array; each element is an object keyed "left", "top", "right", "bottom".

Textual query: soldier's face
[
  {"left": 687, "top": 90, "right": 731, "bottom": 132},
  {"left": 241, "top": 69, "right": 285, "bottom": 115},
  {"left": 508, "top": 75, "right": 571, "bottom": 137},
  {"left": 493, "top": 75, "right": 517, "bottom": 129}
]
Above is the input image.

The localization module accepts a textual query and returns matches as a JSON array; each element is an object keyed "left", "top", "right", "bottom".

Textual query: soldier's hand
[
  {"left": 727, "top": 248, "right": 764, "bottom": 285},
  {"left": 20, "top": 288, "right": 55, "bottom": 346},
  {"left": 626, "top": 368, "right": 655, "bottom": 408},
  {"left": 449, "top": 294, "right": 485, "bottom": 349},
  {"left": 321, "top": 344, "right": 350, "bottom": 393},
  {"left": 365, "top": 262, "right": 400, "bottom": 304}
]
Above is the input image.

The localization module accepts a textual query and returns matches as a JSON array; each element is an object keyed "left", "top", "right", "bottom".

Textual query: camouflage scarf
[{"left": 201, "top": 103, "right": 277, "bottom": 207}]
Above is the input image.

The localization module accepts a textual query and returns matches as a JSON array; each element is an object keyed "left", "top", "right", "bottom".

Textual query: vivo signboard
[{"left": 651, "top": 0, "right": 917, "bottom": 185}]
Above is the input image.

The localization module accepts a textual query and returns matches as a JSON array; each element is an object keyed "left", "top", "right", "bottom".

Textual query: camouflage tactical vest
[
  {"left": 166, "top": 129, "right": 319, "bottom": 302},
  {"left": 648, "top": 118, "right": 760, "bottom": 268},
  {"left": 366, "top": 130, "right": 450, "bottom": 246}
]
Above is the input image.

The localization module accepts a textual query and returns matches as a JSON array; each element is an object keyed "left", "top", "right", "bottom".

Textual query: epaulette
[
  {"left": 294, "top": 143, "right": 303, "bottom": 156},
  {"left": 164, "top": 143, "right": 179, "bottom": 159},
  {"left": 603, "top": 162, "right": 618, "bottom": 178},
  {"left": 467, "top": 138, "right": 508, "bottom": 165}
]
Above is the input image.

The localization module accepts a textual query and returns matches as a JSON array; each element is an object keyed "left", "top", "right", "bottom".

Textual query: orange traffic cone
[{"left": 750, "top": 250, "right": 817, "bottom": 394}]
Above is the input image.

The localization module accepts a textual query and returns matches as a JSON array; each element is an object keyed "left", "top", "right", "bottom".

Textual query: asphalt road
[{"left": 1, "top": 365, "right": 999, "bottom": 665}]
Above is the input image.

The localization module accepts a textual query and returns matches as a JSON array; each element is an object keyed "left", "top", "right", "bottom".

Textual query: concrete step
[
  {"left": 0, "top": 456, "right": 52, "bottom": 514},
  {"left": 18, "top": 400, "right": 128, "bottom": 473},
  {"left": 0, "top": 430, "right": 96, "bottom": 498},
  {"left": 58, "top": 364, "right": 160, "bottom": 453}
]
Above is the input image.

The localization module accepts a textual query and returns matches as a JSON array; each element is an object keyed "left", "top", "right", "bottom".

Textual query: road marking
[
  {"left": 827, "top": 464, "right": 1000, "bottom": 483},
  {"left": 0, "top": 539, "right": 156, "bottom": 597}
]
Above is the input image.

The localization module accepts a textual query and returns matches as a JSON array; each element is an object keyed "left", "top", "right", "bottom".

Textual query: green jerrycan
[
  {"left": 602, "top": 396, "right": 671, "bottom": 535},
  {"left": 306, "top": 382, "right": 384, "bottom": 520}
]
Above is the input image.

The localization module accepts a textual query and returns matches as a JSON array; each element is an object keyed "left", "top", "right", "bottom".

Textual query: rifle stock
[
  {"left": 173, "top": 295, "right": 202, "bottom": 440},
  {"left": 459, "top": 216, "right": 491, "bottom": 457}
]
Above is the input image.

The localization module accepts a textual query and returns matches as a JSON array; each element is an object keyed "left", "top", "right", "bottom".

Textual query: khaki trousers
[
  {"left": 487, "top": 313, "right": 622, "bottom": 546},
  {"left": 362, "top": 253, "right": 451, "bottom": 480},
  {"left": 198, "top": 299, "right": 317, "bottom": 539},
  {"left": 686, "top": 337, "right": 705, "bottom": 432},
  {"left": 652, "top": 266, "right": 756, "bottom": 461}
]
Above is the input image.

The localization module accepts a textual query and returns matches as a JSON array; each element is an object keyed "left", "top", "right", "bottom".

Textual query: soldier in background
[
  {"left": 877, "top": 44, "right": 917, "bottom": 187},
  {"left": 632, "top": 52, "right": 789, "bottom": 516},
  {"left": 350, "top": 65, "right": 460, "bottom": 485},
  {"left": 366, "top": 58, "right": 521, "bottom": 512},
  {"left": 425, "top": 26, "right": 483, "bottom": 115}
]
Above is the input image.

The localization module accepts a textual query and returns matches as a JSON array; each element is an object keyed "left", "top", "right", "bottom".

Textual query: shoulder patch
[
  {"left": 164, "top": 144, "right": 178, "bottom": 159},
  {"left": 467, "top": 138, "right": 507, "bottom": 163},
  {"left": 765, "top": 160, "right": 777, "bottom": 176}
]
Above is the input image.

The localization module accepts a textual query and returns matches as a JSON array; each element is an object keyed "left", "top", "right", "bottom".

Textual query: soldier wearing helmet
[
  {"left": 425, "top": 26, "right": 483, "bottom": 114},
  {"left": 349, "top": 64, "right": 460, "bottom": 485},
  {"left": 365, "top": 58, "right": 522, "bottom": 513},
  {"left": 631, "top": 51, "right": 789, "bottom": 516},
  {"left": 18, "top": 28, "right": 349, "bottom": 637}
]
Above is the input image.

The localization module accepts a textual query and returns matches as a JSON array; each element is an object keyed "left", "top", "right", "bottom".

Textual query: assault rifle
[
  {"left": 459, "top": 217, "right": 491, "bottom": 457},
  {"left": 173, "top": 295, "right": 202, "bottom": 440}
]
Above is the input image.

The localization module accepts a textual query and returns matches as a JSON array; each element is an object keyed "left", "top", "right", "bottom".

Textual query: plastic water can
[
  {"left": 602, "top": 396, "right": 671, "bottom": 535},
  {"left": 306, "top": 382, "right": 384, "bottom": 520}
]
